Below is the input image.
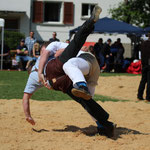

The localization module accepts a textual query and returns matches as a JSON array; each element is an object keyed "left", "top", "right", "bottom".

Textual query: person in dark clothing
[
  {"left": 0, "top": 43, "right": 11, "bottom": 69},
  {"left": 113, "top": 38, "right": 125, "bottom": 72},
  {"left": 16, "top": 39, "right": 32, "bottom": 71},
  {"left": 49, "top": 32, "right": 60, "bottom": 42},
  {"left": 93, "top": 38, "right": 104, "bottom": 68},
  {"left": 101, "top": 38, "right": 112, "bottom": 72},
  {"left": 24, "top": 5, "right": 116, "bottom": 138},
  {"left": 137, "top": 33, "right": 150, "bottom": 101}
]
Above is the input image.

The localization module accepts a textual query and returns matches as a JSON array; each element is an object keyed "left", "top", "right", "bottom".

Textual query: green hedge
[{"left": 4, "top": 31, "right": 25, "bottom": 49}]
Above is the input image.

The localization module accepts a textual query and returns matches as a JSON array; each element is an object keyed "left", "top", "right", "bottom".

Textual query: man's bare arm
[
  {"left": 38, "top": 50, "right": 50, "bottom": 84},
  {"left": 22, "top": 93, "right": 35, "bottom": 125},
  {"left": 54, "top": 48, "right": 65, "bottom": 58}
]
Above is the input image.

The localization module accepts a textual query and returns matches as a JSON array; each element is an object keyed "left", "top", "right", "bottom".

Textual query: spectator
[
  {"left": 32, "top": 42, "right": 40, "bottom": 61},
  {"left": 65, "top": 39, "right": 70, "bottom": 43},
  {"left": 25, "top": 31, "right": 37, "bottom": 57},
  {"left": 101, "top": 38, "right": 112, "bottom": 72},
  {"left": 88, "top": 45, "right": 95, "bottom": 55},
  {"left": 137, "top": 32, "right": 150, "bottom": 101},
  {"left": 113, "top": 38, "right": 125, "bottom": 72},
  {"left": 133, "top": 42, "right": 141, "bottom": 60},
  {"left": 16, "top": 39, "right": 32, "bottom": 71},
  {"left": 0, "top": 43, "right": 11, "bottom": 69},
  {"left": 93, "top": 38, "right": 104, "bottom": 68},
  {"left": 49, "top": 32, "right": 60, "bottom": 43}
]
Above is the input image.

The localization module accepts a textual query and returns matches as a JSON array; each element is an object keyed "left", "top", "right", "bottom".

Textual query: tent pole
[{"left": 1, "top": 26, "right": 4, "bottom": 70}]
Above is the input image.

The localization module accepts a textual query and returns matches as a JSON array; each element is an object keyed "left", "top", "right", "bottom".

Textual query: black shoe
[
  {"left": 98, "top": 122, "right": 116, "bottom": 138},
  {"left": 91, "top": 5, "right": 102, "bottom": 22},
  {"left": 71, "top": 85, "right": 92, "bottom": 100},
  {"left": 97, "top": 127, "right": 106, "bottom": 136},
  {"left": 146, "top": 98, "right": 150, "bottom": 102},
  {"left": 137, "top": 97, "right": 144, "bottom": 100}
]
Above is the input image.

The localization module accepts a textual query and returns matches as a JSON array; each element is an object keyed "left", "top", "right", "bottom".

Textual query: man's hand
[
  {"left": 38, "top": 73, "right": 46, "bottom": 85},
  {"left": 26, "top": 116, "right": 35, "bottom": 125},
  {"left": 44, "top": 81, "right": 53, "bottom": 90}
]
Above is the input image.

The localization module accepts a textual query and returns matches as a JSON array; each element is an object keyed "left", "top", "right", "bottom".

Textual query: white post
[{"left": 0, "top": 18, "right": 5, "bottom": 70}]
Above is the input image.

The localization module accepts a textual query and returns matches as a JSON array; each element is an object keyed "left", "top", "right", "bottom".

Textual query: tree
[
  {"left": 109, "top": 0, "right": 150, "bottom": 28},
  {"left": 4, "top": 31, "right": 25, "bottom": 49}
]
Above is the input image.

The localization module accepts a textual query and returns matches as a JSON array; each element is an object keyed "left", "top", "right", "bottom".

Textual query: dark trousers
[
  {"left": 59, "top": 19, "right": 94, "bottom": 64},
  {"left": 59, "top": 18, "right": 109, "bottom": 124},
  {"left": 138, "top": 65, "right": 150, "bottom": 100},
  {"left": 67, "top": 86, "right": 109, "bottom": 125}
]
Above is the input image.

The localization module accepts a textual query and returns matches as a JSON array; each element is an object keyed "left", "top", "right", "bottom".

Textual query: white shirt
[
  {"left": 46, "top": 41, "right": 69, "bottom": 56},
  {"left": 77, "top": 50, "right": 95, "bottom": 57},
  {"left": 32, "top": 55, "right": 54, "bottom": 71}
]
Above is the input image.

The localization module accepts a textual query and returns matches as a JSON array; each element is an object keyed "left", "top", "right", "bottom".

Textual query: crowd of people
[
  {"left": 16, "top": 31, "right": 62, "bottom": 71},
  {"left": 0, "top": 31, "right": 65, "bottom": 71},
  {"left": 0, "top": 23, "right": 148, "bottom": 75},
  {"left": 93, "top": 37, "right": 125, "bottom": 73}
]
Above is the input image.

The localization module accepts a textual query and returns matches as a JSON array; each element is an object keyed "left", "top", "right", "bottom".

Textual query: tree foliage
[
  {"left": 4, "top": 31, "right": 25, "bottom": 49},
  {"left": 109, "top": 0, "right": 150, "bottom": 28}
]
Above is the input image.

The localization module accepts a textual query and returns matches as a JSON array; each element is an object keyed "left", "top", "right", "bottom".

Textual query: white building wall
[
  {"left": 0, "top": 0, "right": 31, "bottom": 36},
  {"left": 32, "top": 0, "right": 131, "bottom": 45},
  {"left": 0, "top": 0, "right": 131, "bottom": 45}
]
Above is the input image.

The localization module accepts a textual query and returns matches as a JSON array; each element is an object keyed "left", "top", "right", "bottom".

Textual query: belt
[
  {"left": 48, "top": 80, "right": 53, "bottom": 87},
  {"left": 31, "top": 68, "right": 38, "bottom": 73},
  {"left": 48, "top": 78, "right": 57, "bottom": 87}
]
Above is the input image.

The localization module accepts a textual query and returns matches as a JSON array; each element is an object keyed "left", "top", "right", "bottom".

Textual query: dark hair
[
  {"left": 107, "top": 38, "right": 112, "bottom": 42},
  {"left": 117, "top": 38, "right": 121, "bottom": 42},
  {"left": 53, "top": 32, "right": 57, "bottom": 35},
  {"left": 20, "top": 39, "right": 25, "bottom": 42},
  {"left": 40, "top": 41, "right": 51, "bottom": 49}
]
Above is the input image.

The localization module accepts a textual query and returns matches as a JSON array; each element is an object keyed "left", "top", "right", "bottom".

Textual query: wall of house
[
  {"left": 32, "top": 0, "right": 130, "bottom": 42},
  {"left": 0, "top": 0, "right": 132, "bottom": 57},
  {"left": 0, "top": 0, "right": 31, "bottom": 36},
  {"left": 32, "top": 0, "right": 131, "bottom": 56}
]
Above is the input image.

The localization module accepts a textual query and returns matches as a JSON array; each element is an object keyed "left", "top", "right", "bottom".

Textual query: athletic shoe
[
  {"left": 98, "top": 121, "right": 116, "bottom": 138},
  {"left": 91, "top": 5, "right": 102, "bottom": 22},
  {"left": 71, "top": 83, "right": 92, "bottom": 100}
]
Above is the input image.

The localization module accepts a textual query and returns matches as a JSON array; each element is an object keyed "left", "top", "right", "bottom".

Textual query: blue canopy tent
[
  {"left": 69, "top": 17, "right": 145, "bottom": 37},
  {"left": 144, "top": 26, "right": 150, "bottom": 33},
  {"left": 69, "top": 17, "right": 145, "bottom": 58}
]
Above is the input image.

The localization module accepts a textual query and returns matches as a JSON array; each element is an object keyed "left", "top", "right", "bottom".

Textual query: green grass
[
  {"left": 100, "top": 72, "right": 141, "bottom": 77},
  {"left": 0, "top": 71, "right": 130, "bottom": 102}
]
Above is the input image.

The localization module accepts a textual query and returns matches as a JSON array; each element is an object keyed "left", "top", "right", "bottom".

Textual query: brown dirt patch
[{"left": 1, "top": 76, "right": 150, "bottom": 150}]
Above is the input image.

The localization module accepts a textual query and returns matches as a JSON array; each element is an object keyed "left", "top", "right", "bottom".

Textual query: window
[
  {"left": 5, "top": 19, "right": 19, "bottom": 31},
  {"left": 33, "top": 1, "right": 74, "bottom": 25},
  {"left": 44, "top": 2, "right": 62, "bottom": 22},
  {"left": 81, "top": 4, "right": 95, "bottom": 19}
]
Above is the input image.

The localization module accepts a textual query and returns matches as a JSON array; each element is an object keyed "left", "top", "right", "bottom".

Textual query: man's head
[
  {"left": 40, "top": 41, "right": 51, "bottom": 55},
  {"left": 81, "top": 46, "right": 89, "bottom": 52},
  {"left": 29, "top": 31, "right": 34, "bottom": 38},
  {"left": 107, "top": 38, "right": 112, "bottom": 45},
  {"left": 65, "top": 39, "right": 70, "bottom": 43},
  {"left": 52, "top": 32, "right": 57, "bottom": 39},
  {"left": 20, "top": 39, "right": 25, "bottom": 46},
  {"left": 98, "top": 38, "right": 103, "bottom": 43},
  {"left": 117, "top": 38, "right": 121, "bottom": 43}
]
